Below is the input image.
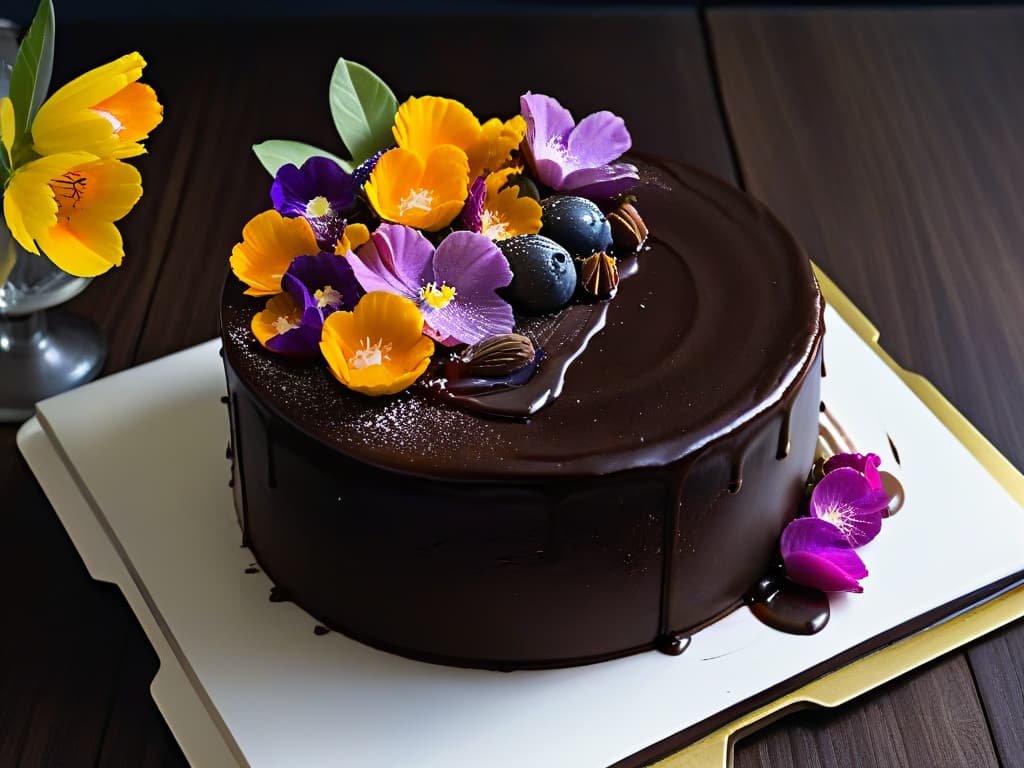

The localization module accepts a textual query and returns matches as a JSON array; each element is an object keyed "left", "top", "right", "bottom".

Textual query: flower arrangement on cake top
[
  {"left": 229, "top": 57, "right": 647, "bottom": 397},
  {"left": 1, "top": 0, "right": 163, "bottom": 279}
]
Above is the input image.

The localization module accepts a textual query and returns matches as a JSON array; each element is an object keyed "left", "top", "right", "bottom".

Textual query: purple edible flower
[
  {"left": 267, "top": 252, "right": 362, "bottom": 357},
  {"left": 352, "top": 148, "right": 388, "bottom": 189},
  {"left": 461, "top": 176, "right": 487, "bottom": 233},
  {"left": 809, "top": 467, "right": 889, "bottom": 548},
  {"left": 824, "top": 451, "right": 883, "bottom": 490},
  {"left": 347, "top": 224, "right": 514, "bottom": 346},
  {"left": 271, "top": 157, "right": 356, "bottom": 251},
  {"left": 519, "top": 92, "right": 639, "bottom": 201},
  {"left": 781, "top": 517, "right": 869, "bottom": 593}
]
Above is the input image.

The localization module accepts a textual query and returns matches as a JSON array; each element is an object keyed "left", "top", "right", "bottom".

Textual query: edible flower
[
  {"left": 335, "top": 222, "right": 371, "bottom": 255},
  {"left": 809, "top": 467, "right": 888, "bottom": 548},
  {"left": 31, "top": 52, "right": 163, "bottom": 160},
  {"left": 363, "top": 145, "right": 469, "bottom": 231},
  {"left": 347, "top": 224, "right": 514, "bottom": 346},
  {"left": 320, "top": 291, "right": 435, "bottom": 396},
  {"left": 392, "top": 95, "right": 525, "bottom": 179},
  {"left": 230, "top": 209, "right": 319, "bottom": 296},
  {"left": 781, "top": 517, "right": 869, "bottom": 594},
  {"left": 3, "top": 152, "right": 143, "bottom": 277},
  {"left": 251, "top": 292, "right": 321, "bottom": 358},
  {"left": 520, "top": 92, "right": 638, "bottom": 200},
  {"left": 250, "top": 251, "right": 362, "bottom": 358},
  {"left": 271, "top": 157, "right": 356, "bottom": 251},
  {"left": 462, "top": 168, "right": 542, "bottom": 241},
  {"left": 824, "top": 451, "right": 883, "bottom": 491}
]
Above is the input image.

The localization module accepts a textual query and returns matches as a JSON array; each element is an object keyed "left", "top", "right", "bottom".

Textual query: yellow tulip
[
  {"left": 31, "top": 52, "right": 163, "bottom": 159},
  {"left": 4, "top": 152, "right": 143, "bottom": 277}
]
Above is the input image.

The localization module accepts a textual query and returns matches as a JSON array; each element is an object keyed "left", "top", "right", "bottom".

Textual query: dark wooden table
[{"left": 2, "top": 8, "right": 1022, "bottom": 767}]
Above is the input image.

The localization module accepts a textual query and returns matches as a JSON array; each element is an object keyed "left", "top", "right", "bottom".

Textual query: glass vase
[{"left": 0, "top": 19, "right": 106, "bottom": 422}]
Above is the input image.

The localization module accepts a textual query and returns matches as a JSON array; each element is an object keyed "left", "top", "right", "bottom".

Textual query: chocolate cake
[{"left": 220, "top": 157, "right": 825, "bottom": 670}]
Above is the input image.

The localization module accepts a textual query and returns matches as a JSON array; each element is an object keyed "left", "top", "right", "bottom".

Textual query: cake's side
[{"left": 220, "top": 158, "right": 824, "bottom": 669}]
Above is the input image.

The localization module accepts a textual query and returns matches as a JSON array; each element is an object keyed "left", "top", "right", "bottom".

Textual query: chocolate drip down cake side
[{"left": 218, "top": 78, "right": 824, "bottom": 670}]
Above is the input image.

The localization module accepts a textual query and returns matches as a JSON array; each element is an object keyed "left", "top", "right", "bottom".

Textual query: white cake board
[{"left": 17, "top": 305, "right": 1024, "bottom": 768}]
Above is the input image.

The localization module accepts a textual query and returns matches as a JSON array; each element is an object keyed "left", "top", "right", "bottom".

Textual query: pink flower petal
[
  {"left": 781, "top": 517, "right": 867, "bottom": 593},
  {"left": 810, "top": 467, "right": 886, "bottom": 548}
]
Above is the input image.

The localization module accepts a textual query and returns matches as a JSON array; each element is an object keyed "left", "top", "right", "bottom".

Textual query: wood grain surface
[
  {"left": 710, "top": 8, "right": 1024, "bottom": 768},
  {"left": 1, "top": 7, "right": 1021, "bottom": 768}
]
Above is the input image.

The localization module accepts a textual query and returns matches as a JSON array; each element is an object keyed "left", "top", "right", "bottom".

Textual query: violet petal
[
  {"left": 461, "top": 176, "right": 486, "bottom": 233},
  {"left": 347, "top": 223, "right": 435, "bottom": 300},
  {"left": 566, "top": 110, "right": 632, "bottom": 168},
  {"left": 271, "top": 156, "right": 356, "bottom": 218},
  {"left": 560, "top": 162, "right": 640, "bottom": 200},
  {"left": 520, "top": 92, "right": 575, "bottom": 189},
  {"left": 781, "top": 517, "right": 868, "bottom": 593},
  {"left": 284, "top": 252, "right": 362, "bottom": 314},
  {"left": 810, "top": 467, "right": 887, "bottom": 548},
  {"left": 266, "top": 305, "right": 323, "bottom": 358},
  {"left": 425, "top": 231, "right": 515, "bottom": 345}
]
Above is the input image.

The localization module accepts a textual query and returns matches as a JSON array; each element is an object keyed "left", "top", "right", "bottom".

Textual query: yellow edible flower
[
  {"left": 393, "top": 96, "right": 524, "bottom": 179},
  {"left": 31, "top": 52, "right": 163, "bottom": 159},
  {"left": 3, "top": 151, "right": 143, "bottom": 277},
  {"left": 320, "top": 291, "right": 434, "bottom": 397},
  {"left": 479, "top": 168, "right": 541, "bottom": 240},
  {"left": 230, "top": 210, "right": 320, "bottom": 296},
  {"left": 364, "top": 145, "right": 469, "bottom": 232}
]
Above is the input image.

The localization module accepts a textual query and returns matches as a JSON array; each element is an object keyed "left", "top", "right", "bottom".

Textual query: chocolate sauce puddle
[
  {"left": 420, "top": 257, "right": 639, "bottom": 419},
  {"left": 746, "top": 568, "right": 830, "bottom": 635},
  {"left": 655, "top": 632, "right": 692, "bottom": 656},
  {"left": 880, "top": 471, "right": 905, "bottom": 516}
]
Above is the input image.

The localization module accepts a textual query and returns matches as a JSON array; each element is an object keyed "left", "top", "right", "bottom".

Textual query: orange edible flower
[
  {"left": 230, "top": 210, "right": 319, "bottom": 296},
  {"left": 334, "top": 222, "right": 370, "bottom": 255},
  {"left": 393, "top": 96, "right": 525, "bottom": 179},
  {"left": 364, "top": 146, "right": 469, "bottom": 232},
  {"left": 320, "top": 291, "right": 434, "bottom": 396},
  {"left": 251, "top": 293, "right": 302, "bottom": 350},
  {"left": 479, "top": 168, "right": 541, "bottom": 240}
]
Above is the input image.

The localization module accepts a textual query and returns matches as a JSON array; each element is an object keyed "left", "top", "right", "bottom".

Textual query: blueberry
[
  {"left": 540, "top": 195, "right": 613, "bottom": 259},
  {"left": 497, "top": 235, "right": 577, "bottom": 314}
]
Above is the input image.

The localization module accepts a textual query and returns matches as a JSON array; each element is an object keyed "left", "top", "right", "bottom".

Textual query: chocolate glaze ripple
[{"left": 220, "top": 158, "right": 825, "bottom": 670}]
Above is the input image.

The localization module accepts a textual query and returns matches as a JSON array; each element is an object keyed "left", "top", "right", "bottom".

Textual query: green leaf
[
  {"left": 329, "top": 58, "right": 397, "bottom": 165},
  {"left": 9, "top": 0, "right": 54, "bottom": 152},
  {"left": 252, "top": 140, "right": 353, "bottom": 178}
]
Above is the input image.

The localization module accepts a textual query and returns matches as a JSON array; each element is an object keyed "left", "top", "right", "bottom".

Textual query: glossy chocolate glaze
[{"left": 220, "top": 159, "right": 825, "bottom": 669}]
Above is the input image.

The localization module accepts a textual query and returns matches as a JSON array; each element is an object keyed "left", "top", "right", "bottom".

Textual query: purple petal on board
[
  {"left": 781, "top": 517, "right": 868, "bottom": 593},
  {"left": 347, "top": 223, "right": 435, "bottom": 300},
  {"left": 560, "top": 162, "right": 640, "bottom": 200},
  {"left": 809, "top": 467, "right": 887, "bottom": 548},
  {"left": 566, "top": 110, "right": 632, "bottom": 168}
]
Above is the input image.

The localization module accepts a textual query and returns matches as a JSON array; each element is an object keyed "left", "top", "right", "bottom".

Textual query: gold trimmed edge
[{"left": 646, "top": 265, "right": 1024, "bottom": 768}]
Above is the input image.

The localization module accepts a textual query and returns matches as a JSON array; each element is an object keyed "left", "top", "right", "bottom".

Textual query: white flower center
[
  {"left": 398, "top": 188, "right": 434, "bottom": 215},
  {"left": 349, "top": 336, "right": 392, "bottom": 370},
  {"left": 314, "top": 285, "right": 342, "bottom": 310},
  {"left": 480, "top": 209, "right": 510, "bottom": 240},
  {"left": 272, "top": 315, "right": 299, "bottom": 335},
  {"left": 305, "top": 195, "right": 333, "bottom": 219}
]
